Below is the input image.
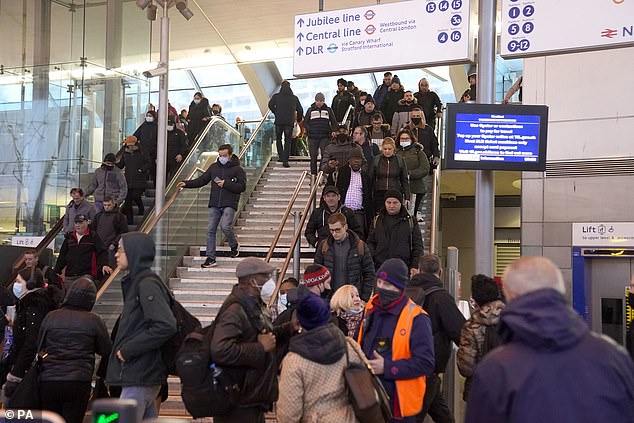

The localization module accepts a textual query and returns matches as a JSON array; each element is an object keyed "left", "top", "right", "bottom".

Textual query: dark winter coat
[
  {"left": 92, "top": 206, "right": 128, "bottom": 249},
  {"left": 167, "top": 128, "right": 188, "bottom": 165},
  {"left": 355, "top": 109, "right": 384, "bottom": 128},
  {"left": 412, "top": 125, "right": 440, "bottom": 159},
  {"left": 359, "top": 294, "right": 435, "bottom": 414},
  {"left": 105, "top": 233, "right": 177, "bottom": 387},
  {"left": 391, "top": 98, "right": 419, "bottom": 135},
  {"left": 369, "top": 154, "right": 410, "bottom": 199},
  {"left": 367, "top": 208, "right": 423, "bottom": 269},
  {"left": 397, "top": 143, "right": 430, "bottom": 194},
  {"left": 268, "top": 86, "right": 304, "bottom": 126},
  {"left": 62, "top": 199, "right": 97, "bottom": 233},
  {"left": 85, "top": 165, "right": 128, "bottom": 204},
  {"left": 327, "top": 165, "right": 374, "bottom": 224},
  {"left": 210, "top": 284, "right": 279, "bottom": 408},
  {"left": 358, "top": 140, "right": 380, "bottom": 166},
  {"left": 414, "top": 90, "right": 443, "bottom": 127},
  {"left": 9, "top": 289, "right": 55, "bottom": 378},
  {"left": 133, "top": 121, "right": 158, "bottom": 160},
  {"left": 182, "top": 154, "right": 246, "bottom": 210},
  {"left": 304, "top": 103, "right": 337, "bottom": 139},
  {"left": 188, "top": 97, "right": 212, "bottom": 141},
  {"left": 465, "top": 289, "right": 634, "bottom": 423},
  {"left": 314, "top": 231, "right": 375, "bottom": 301},
  {"left": 320, "top": 139, "right": 364, "bottom": 174},
  {"left": 380, "top": 88, "right": 404, "bottom": 125},
  {"left": 54, "top": 230, "right": 109, "bottom": 278},
  {"left": 365, "top": 124, "right": 392, "bottom": 145},
  {"left": 372, "top": 83, "right": 390, "bottom": 110},
  {"left": 407, "top": 273, "right": 466, "bottom": 373},
  {"left": 115, "top": 144, "right": 151, "bottom": 189},
  {"left": 331, "top": 91, "right": 356, "bottom": 123},
  {"left": 304, "top": 204, "right": 363, "bottom": 248},
  {"left": 38, "top": 278, "right": 111, "bottom": 382}
]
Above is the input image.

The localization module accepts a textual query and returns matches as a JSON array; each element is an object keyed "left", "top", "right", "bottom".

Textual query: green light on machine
[{"left": 94, "top": 412, "right": 120, "bottom": 423}]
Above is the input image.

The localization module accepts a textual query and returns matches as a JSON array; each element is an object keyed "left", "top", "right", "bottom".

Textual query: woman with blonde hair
[{"left": 330, "top": 285, "right": 365, "bottom": 337}]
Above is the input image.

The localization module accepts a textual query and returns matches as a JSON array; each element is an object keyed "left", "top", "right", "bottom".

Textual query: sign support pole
[{"left": 474, "top": 0, "right": 496, "bottom": 275}]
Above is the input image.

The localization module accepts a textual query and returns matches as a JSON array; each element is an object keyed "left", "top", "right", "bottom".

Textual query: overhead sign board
[
  {"left": 572, "top": 222, "right": 634, "bottom": 247},
  {"left": 293, "top": 0, "right": 472, "bottom": 77},
  {"left": 501, "top": 0, "right": 634, "bottom": 58}
]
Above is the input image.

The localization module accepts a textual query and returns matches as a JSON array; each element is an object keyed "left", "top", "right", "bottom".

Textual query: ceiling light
[
  {"left": 179, "top": 7, "right": 194, "bottom": 20},
  {"left": 135, "top": 0, "right": 152, "bottom": 10}
]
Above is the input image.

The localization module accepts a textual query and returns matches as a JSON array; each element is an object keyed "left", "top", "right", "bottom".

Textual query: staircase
[
  {"left": 160, "top": 158, "right": 316, "bottom": 419},
  {"left": 418, "top": 176, "right": 434, "bottom": 254}
]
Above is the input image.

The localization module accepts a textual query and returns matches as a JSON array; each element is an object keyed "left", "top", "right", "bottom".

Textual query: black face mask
[
  {"left": 411, "top": 117, "right": 422, "bottom": 126},
  {"left": 321, "top": 288, "right": 333, "bottom": 300},
  {"left": 377, "top": 288, "right": 402, "bottom": 308},
  {"left": 104, "top": 164, "right": 114, "bottom": 170}
]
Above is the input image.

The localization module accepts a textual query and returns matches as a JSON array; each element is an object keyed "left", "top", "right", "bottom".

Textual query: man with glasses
[
  {"left": 313, "top": 212, "right": 375, "bottom": 301},
  {"left": 373, "top": 71, "right": 393, "bottom": 110}
]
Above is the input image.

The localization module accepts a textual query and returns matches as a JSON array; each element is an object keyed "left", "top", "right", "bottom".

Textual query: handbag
[
  {"left": 342, "top": 337, "right": 392, "bottom": 423},
  {"left": 8, "top": 327, "right": 48, "bottom": 409}
]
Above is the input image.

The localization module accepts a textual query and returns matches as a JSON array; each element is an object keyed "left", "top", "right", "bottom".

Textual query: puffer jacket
[
  {"left": 304, "top": 103, "right": 337, "bottom": 139},
  {"left": 85, "top": 165, "right": 128, "bottom": 204},
  {"left": 313, "top": 231, "right": 375, "bottom": 301},
  {"left": 210, "top": 284, "right": 279, "bottom": 408},
  {"left": 182, "top": 154, "right": 246, "bottom": 209},
  {"left": 457, "top": 299, "right": 505, "bottom": 399},
  {"left": 277, "top": 324, "right": 363, "bottom": 423},
  {"left": 397, "top": 143, "right": 430, "bottom": 195},
  {"left": 8, "top": 289, "right": 56, "bottom": 378},
  {"left": 369, "top": 154, "right": 410, "bottom": 199},
  {"left": 38, "top": 278, "right": 111, "bottom": 382},
  {"left": 106, "top": 233, "right": 177, "bottom": 387},
  {"left": 391, "top": 97, "right": 420, "bottom": 135}
]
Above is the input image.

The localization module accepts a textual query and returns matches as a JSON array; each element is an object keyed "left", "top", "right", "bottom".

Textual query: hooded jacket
[
  {"left": 367, "top": 207, "right": 423, "bottom": 269},
  {"left": 105, "top": 232, "right": 177, "bottom": 387},
  {"left": 277, "top": 324, "right": 364, "bottom": 423},
  {"left": 9, "top": 288, "right": 55, "bottom": 378},
  {"left": 407, "top": 273, "right": 466, "bottom": 373},
  {"left": 457, "top": 299, "right": 504, "bottom": 400},
  {"left": 397, "top": 143, "right": 430, "bottom": 195},
  {"left": 115, "top": 143, "right": 151, "bottom": 189},
  {"left": 268, "top": 85, "right": 304, "bottom": 126},
  {"left": 85, "top": 165, "right": 128, "bottom": 204},
  {"left": 182, "top": 154, "right": 246, "bottom": 209},
  {"left": 304, "top": 102, "right": 338, "bottom": 139},
  {"left": 314, "top": 230, "right": 375, "bottom": 301},
  {"left": 465, "top": 289, "right": 634, "bottom": 423},
  {"left": 391, "top": 97, "right": 420, "bottom": 135},
  {"left": 62, "top": 199, "right": 97, "bottom": 233},
  {"left": 38, "top": 278, "right": 111, "bottom": 382}
]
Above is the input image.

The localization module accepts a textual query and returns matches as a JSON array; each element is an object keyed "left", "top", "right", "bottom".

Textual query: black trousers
[
  {"left": 41, "top": 381, "right": 92, "bottom": 423},
  {"left": 214, "top": 406, "right": 265, "bottom": 423},
  {"left": 275, "top": 124, "right": 293, "bottom": 163},
  {"left": 121, "top": 188, "right": 145, "bottom": 225},
  {"left": 416, "top": 373, "right": 455, "bottom": 423}
]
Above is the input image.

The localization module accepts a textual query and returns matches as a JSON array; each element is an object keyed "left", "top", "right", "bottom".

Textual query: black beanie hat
[
  {"left": 376, "top": 258, "right": 409, "bottom": 290},
  {"left": 384, "top": 189, "right": 403, "bottom": 203},
  {"left": 103, "top": 153, "right": 116, "bottom": 163},
  {"left": 471, "top": 274, "right": 501, "bottom": 307}
]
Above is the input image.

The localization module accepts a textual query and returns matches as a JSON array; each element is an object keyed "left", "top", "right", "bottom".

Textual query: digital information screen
[
  {"left": 445, "top": 103, "right": 548, "bottom": 171},
  {"left": 454, "top": 113, "right": 540, "bottom": 164}
]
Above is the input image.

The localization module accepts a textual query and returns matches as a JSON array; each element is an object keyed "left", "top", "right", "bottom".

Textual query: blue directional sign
[
  {"left": 509, "top": 7, "right": 520, "bottom": 19},
  {"left": 439, "top": 1, "right": 449, "bottom": 12},
  {"left": 522, "top": 22, "right": 534, "bottom": 34},
  {"left": 426, "top": 2, "right": 437, "bottom": 13},
  {"left": 509, "top": 23, "right": 520, "bottom": 35},
  {"left": 451, "top": 14, "right": 462, "bottom": 25},
  {"left": 523, "top": 5, "right": 535, "bottom": 17},
  {"left": 451, "top": 0, "right": 462, "bottom": 10},
  {"left": 451, "top": 31, "right": 461, "bottom": 42},
  {"left": 438, "top": 32, "right": 448, "bottom": 43}
]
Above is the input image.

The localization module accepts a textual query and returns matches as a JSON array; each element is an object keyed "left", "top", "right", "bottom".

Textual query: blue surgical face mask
[
  {"left": 218, "top": 156, "right": 229, "bottom": 165},
  {"left": 13, "top": 282, "right": 24, "bottom": 298},
  {"left": 279, "top": 293, "right": 288, "bottom": 307}
]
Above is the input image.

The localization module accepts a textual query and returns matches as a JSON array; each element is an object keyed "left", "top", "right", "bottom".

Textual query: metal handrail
[
  {"left": 264, "top": 170, "right": 309, "bottom": 263},
  {"left": 238, "top": 113, "right": 272, "bottom": 160},
  {"left": 267, "top": 171, "right": 324, "bottom": 308},
  {"left": 95, "top": 166, "right": 207, "bottom": 299},
  {"left": 341, "top": 104, "right": 356, "bottom": 127},
  {"left": 430, "top": 112, "right": 444, "bottom": 254}
]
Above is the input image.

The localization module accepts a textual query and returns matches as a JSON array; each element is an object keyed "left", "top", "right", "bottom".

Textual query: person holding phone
[{"left": 177, "top": 144, "right": 246, "bottom": 268}]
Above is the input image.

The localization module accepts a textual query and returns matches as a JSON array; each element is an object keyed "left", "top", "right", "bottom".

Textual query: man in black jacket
[
  {"left": 54, "top": 214, "right": 112, "bottom": 286},
  {"left": 178, "top": 144, "right": 246, "bottom": 268},
  {"left": 304, "top": 185, "right": 363, "bottom": 248},
  {"left": 313, "top": 212, "right": 375, "bottom": 301},
  {"left": 91, "top": 197, "right": 128, "bottom": 268},
  {"left": 407, "top": 254, "right": 466, "bottom": 423},
  {"left": 304, "top": 92, "right": 337, "bottom": 176},
  {"left": 211, "top": 257, "right": 292, "bottom": 423},
  {"left": 106, "top": 232, "right": 177, "bottom": 422},
  {"left": 367, "top": 189, "right": 423, "bottom": 271},
  {"left": 327, "top": 149, "right": 373, "bottom": 239},
  {"left": 331, "top": 78, "right": 356, "bottom": 125},
  {"left": 268, "top": 80, "right": 303, "bottom": 167}
]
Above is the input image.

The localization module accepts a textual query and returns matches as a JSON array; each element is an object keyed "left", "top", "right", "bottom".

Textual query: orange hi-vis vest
[{"left": 357, "top": 295, "right": 427, "bottom": 417}]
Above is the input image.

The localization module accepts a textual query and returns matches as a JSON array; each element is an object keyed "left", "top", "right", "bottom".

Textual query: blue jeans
[
  {"left": 207, "top": 207, "right": 237, "bottom": 259},
  {"left": 120, "top": 385, "right": 161, "bottom": 422}
]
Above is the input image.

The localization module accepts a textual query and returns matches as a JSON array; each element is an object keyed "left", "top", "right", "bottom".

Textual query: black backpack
[
  {"left": 480, "top": 323, "right": 503, "bottom": 358},
  {"left": 176, "top": 297, "right": 255, "bottom": 418}
]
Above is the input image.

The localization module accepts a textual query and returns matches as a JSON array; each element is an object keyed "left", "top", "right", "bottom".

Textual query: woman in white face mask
[
  {"left": 396, "top": 128, "right": 430, "bottom": 220},
  {"left": 330, "top": 285, "right": 365, "bottom": 337}
]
